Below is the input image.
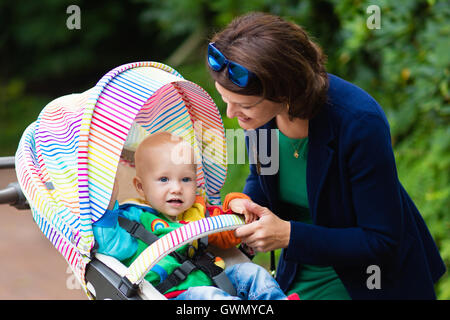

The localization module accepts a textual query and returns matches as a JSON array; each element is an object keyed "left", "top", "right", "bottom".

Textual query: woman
[{"left": 206, "top": 12, "right": 445, "bottom": 299}]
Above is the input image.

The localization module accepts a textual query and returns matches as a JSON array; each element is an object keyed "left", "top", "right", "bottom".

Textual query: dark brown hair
[{"left": 208, "top": 12, "right": 329, "bottom": 120}]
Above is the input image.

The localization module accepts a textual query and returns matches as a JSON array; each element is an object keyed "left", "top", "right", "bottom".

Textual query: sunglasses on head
[{"left": 207, "top": 42, "right": 255, "bottom": 88}]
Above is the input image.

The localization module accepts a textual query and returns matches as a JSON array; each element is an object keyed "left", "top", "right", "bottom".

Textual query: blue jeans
[{"left": 172, "top": 262, "right": 287, "bottom": 300}]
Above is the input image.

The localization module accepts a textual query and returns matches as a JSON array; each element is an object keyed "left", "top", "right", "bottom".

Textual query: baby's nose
[{"left": 170, "top": 181, "right": 182, "bottom": 193}]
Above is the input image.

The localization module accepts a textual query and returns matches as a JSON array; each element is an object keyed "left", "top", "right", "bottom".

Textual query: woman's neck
[{"left": 276, "top": 112, "right": 309, "bottom": 139}]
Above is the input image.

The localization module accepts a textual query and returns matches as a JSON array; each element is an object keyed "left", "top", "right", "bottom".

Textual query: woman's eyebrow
[
  {"left": 241, "top": 97, "right": 265, "bottom": 107},
  {"left": 220, "top": 93, "right": 264, "bottom": 106},
  {"left": 227, "top": 97, "right": 264, "bottom": 106}
]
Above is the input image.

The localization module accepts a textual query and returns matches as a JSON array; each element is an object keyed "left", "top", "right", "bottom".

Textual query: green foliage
[
  {"left": 1, "top": 0, "right": 448, "bottom": 299},
  {"left": 0, "top": 0, "right": 182, "bottom": 154},
  {"left": 0, "top": 79, "right": 50, "bottom": 155},
  {"left": 327, "top": 0, "right": 450, "bottom": 298}
]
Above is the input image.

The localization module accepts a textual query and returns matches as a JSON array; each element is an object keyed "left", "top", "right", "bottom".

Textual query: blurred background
[{"left": 0, "top": 0, "right": 448, "bottom": 299}]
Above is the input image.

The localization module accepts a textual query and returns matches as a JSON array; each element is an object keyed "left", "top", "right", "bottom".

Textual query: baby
[{"left": 93, "top": 131, "right": 292, "bottom": 300}]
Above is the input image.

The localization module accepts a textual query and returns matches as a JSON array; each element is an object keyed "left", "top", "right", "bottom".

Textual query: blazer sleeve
[
  {"left": 285, "top": 113, "right": 403, "bottom": 268},
  {"left": 242, "top": 129, "right": 271, "bottom": 208},
  {"left": 243, "top": 162, "right": 271, "bottom": 208}
]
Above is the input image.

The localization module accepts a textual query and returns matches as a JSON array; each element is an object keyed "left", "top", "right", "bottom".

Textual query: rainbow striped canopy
[{"left": 15, "top": 62, "right": 231, "bottom": 295}]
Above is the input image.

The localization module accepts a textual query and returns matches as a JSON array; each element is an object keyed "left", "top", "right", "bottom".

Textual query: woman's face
[{"left": 215, "top": 82, "right": 285, "bottom": 130}]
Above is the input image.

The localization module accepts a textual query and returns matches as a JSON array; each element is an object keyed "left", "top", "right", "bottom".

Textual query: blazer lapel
[
  {"left": 307, "top": 106, "right": 335, "bottom": 222},
  {"left": 255, "top": 119, "right": 280, "bottom": 212},
  {"left": 254, "top": 110, "right": 335, "bottom": 222}
]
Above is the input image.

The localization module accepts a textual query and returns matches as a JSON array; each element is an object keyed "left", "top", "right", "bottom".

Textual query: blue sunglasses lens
[
  {"left": 208, "top": 44, "right": 226, "bottom": 71},
  {"left": 228, "top": 62, "right": 250, "bottom": 87},
  {"left": 208, "top": 43, "right": 253, "bottom": 87}
]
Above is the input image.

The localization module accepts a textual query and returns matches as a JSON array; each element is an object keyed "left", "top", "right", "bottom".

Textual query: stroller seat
[{"left": 15, "top": 62, "right": 250, "bottom": 300}]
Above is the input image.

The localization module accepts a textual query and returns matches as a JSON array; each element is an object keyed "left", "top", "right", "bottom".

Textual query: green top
[
  {"left": 278, "top": 131, "right": 310, "bottom": 210},
  {"left": 278, "top": 130, "right": 351, "bottom": 300},
  {"left": 122, "top": 209, "right": 214, "bottom": 293}
]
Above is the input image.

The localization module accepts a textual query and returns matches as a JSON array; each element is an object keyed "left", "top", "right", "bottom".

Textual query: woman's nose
[{"left": 226, "top": 102, "right": 238, "bottom": 119}]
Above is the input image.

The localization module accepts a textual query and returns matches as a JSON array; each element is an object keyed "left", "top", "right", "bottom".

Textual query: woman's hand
[
  {"left": 234, "top": 201, "right": 291, "bottom": 252},
  {"left": 228, "top": 198, "right": 258, "bottom": 223}
]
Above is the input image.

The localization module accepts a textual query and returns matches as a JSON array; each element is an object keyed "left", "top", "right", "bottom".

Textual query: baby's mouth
[{"left": 167, "top": 198, "right": 183, "bottom": 206}]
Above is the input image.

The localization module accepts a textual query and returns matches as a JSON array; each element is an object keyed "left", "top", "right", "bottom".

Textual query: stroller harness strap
[
  {"left": 118, "top": 215, "right": 237, "bottom": 296},
  {"left": 155, "top": 260, "right": 197, "bottom": 294},
  {"left": 155, "top": 251, "right": 237, "bottom": 296},
  {"left": 118, "top": 216, "right": 159, "bottom": 248},
  {"left": 118, "top": 216, "right": 185, "bottom": 263}
]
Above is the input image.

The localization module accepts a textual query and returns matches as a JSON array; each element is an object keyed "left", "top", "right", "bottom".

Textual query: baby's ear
[{"left": 133, "top": 176, "right": 145, "bottom": 197}]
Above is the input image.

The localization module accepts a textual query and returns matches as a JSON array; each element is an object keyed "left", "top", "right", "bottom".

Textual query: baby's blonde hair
[{"left": 134, "top": 132, "right": 195, "bottom": 176}]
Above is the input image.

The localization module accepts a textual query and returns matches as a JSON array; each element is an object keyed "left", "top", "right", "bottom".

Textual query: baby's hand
[{"left": 228, "top": 198, "right": 258, "bottom": 224}]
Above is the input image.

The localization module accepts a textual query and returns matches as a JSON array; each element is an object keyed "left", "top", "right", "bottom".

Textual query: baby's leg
[
  {"left": 172, "top": 286, "right": 240, "bottom": 300},
  {"left": 225, "top": 262, "right": 287, "bottom": 300}
]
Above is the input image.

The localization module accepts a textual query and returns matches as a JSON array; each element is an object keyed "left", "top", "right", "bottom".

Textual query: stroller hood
[{"left": 15, "top": 62, "right": 228, "bottom": 294}]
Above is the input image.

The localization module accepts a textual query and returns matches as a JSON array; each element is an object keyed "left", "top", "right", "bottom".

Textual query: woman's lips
[{"left": 238, "top": 116, "right": 251, "bottom": 122}]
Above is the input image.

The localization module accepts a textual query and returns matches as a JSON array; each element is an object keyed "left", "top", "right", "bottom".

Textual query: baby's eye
[
  {"left": 159, "top": 177, "right": 169, "bottom": 182},
  {"left": 182, "top": 177, "right": 192, "bottom": 182}
]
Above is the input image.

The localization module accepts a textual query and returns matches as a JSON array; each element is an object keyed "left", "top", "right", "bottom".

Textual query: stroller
[{"left": 7, "top": 61, "right": 251, "bottom": 300}]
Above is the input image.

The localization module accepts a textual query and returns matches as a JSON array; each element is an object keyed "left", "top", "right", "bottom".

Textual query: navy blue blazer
[{"left": 243, "top": 74, "right": 446, "bottom": 299}]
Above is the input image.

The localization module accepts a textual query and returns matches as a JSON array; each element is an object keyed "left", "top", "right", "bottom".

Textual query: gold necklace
[{"left": 290, "top": 139, "right": 305, "bottom": 159}]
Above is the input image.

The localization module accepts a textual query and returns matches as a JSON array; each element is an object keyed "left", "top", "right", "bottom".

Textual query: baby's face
[{"left": 134, "top": 141, "right": 197, "bottom": 220}]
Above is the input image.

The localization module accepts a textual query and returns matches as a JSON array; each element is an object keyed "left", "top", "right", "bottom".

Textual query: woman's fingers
[
  {"left": 235, "top": 221, "right": 268, "bottom": 252},
  {"left": 243, "top": 211, "right": 258, "bottom": 224},
  {"left": 243, "top": 200, "right": 269, "bottom": 218},
  {"left": 235, "top": 205, "right": 291, "bottom": 252},
  {"left": 235, "top": 221, "right": 258, "bottom": 239}
]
